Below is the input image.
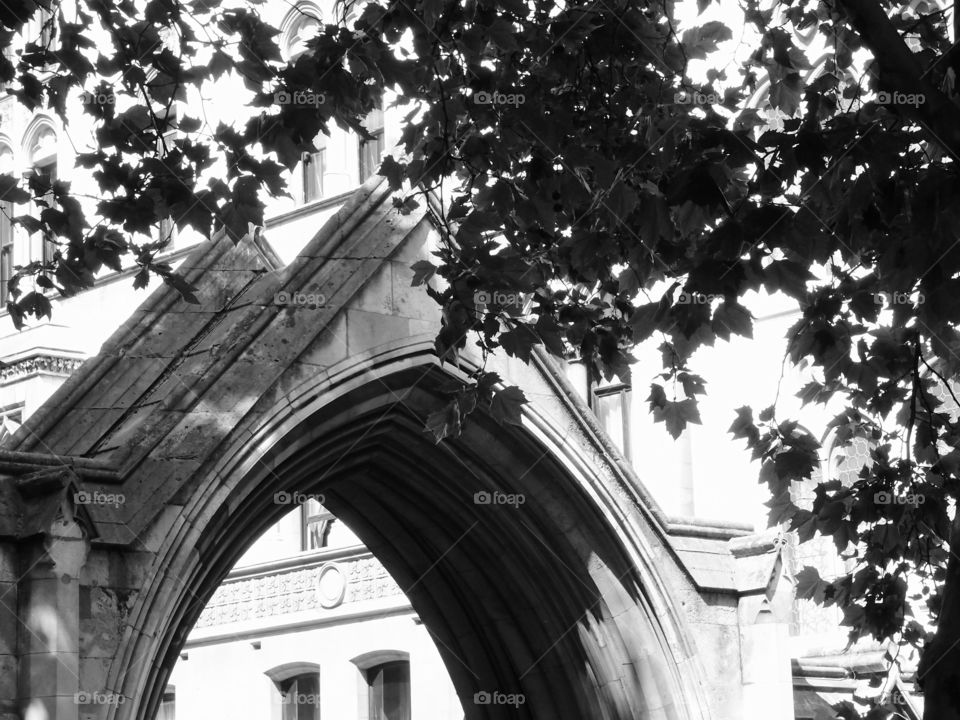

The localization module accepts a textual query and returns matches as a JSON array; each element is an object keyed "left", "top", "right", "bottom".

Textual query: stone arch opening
[
  {"left": 0, "top": 179, "right": 722, "bottom": 720},
  {"left": 113, "top": 351, "right": 707, "bottom": 720}
]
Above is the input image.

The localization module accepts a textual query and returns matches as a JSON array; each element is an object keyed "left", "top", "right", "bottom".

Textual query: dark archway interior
[{"left": 142, "top": 366, "right": 688, "bottom": 720}]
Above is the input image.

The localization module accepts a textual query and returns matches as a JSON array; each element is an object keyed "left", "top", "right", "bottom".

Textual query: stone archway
[
  {"left": 128, "top": 350, "right": 705, "bottom": 720},
  {"left": 0, "top": 177, "right": 734, "bottom": 720}
]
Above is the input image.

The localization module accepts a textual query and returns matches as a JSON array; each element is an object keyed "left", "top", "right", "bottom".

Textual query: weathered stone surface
[
  {"left": 80, "top": 586, "right": 136, "bottom": 659},
  {"left": 0, "top": 177, "right": 791, "bottom": 720}
]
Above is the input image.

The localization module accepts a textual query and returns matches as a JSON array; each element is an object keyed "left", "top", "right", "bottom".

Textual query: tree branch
[{"left": 836, "top": 0, "right": 960, "bottom": 158}]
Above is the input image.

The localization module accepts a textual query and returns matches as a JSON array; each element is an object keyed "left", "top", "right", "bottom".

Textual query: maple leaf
[
  {"left": 653, "top": 398, "right": 702, "bottom": 439},
  {"left": 490, "top": 386, "right": 527, "bottom": 426},
  {"left": 410, "top": 260, "right": 436, "bottom": 287},
  {"left": 425, "top": 398, "right": 461, "bottom": 442}
]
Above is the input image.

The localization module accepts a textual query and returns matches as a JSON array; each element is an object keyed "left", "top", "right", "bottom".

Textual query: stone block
[
  {"left": 390, "top": 260, "right": 438, "bottom": 322},
  {"left": 80, "top": 586, "right": 134, "bottom": 659},
  {"left": 78, "top": 655, "right": 111, "bottom": 692},
  {"left": 295, "top": 313, "right": 349, "bottom": 369},
  {"left": 19, "top": 650, "right": 78, "bottom": 697},
  {"left": 121, "top": 310, "right": 219, "bottom": 358},
  {"left": 73, "top": 358, "right": 168, "bottom": 411},
  {"left": 345, "top": 309, "right": 416, "bottom": 357},
  {"left": 353, "top": 261, "right": 395, "bottom": 316},
  {"left": 41, "top": 407, "right": 128, "bottom": 457},
  {"left": 389, "top": 218, "right": 434, "bottom": 264},
  {"left": 407, "top": 318, "right": 439, "bottom": 339}
]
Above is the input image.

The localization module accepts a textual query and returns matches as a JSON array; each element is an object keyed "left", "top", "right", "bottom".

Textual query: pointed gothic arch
[{"left": 0, "top": 177, "right": 749, "bottom": 720}]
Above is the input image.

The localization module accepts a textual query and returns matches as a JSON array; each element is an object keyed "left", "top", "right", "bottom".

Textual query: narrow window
[
  {"left": 366, "top": 661, "right": 410, "bottom": 720},
  {"left": 25, "top": 125, "right": 58, "bottom": 271},
  {"left": 591, "top": 381, "right": 632, "bottom": 462},
  {"left": 301, "top": 139, "right": 326, "bottom": 204},
  {"left": 301, "top": 498, "right": 332, "bottom": 551},
  {"left": 358, "top": 101, "right": 385, "bottom": 183},
  {"left": 0, "top": 197, "right": 13, "bottom": 307},
  {"left": 157, "top": 685, "right": 175, "bottom": 720},
  {"left": 279, "top": 673, "right": 320, "bottom": 720},
  {"left": 0, "top": 145, "right": 13, "bottom": 307},
  {"left": 32, "top": 159, "right": 56, "bottom": 267},
  {"left": 155, "top": 102, "right": 179, "bottom": 246}
]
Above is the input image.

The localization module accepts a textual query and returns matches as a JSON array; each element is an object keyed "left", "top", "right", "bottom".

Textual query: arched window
[
  {"left": 366, "top": 661, "right": 410, "bottom": 720},
  {"left": 301, "top": 498, "right": 330, "bottom": 550},
  {"left": 301, "top": 500, "right": 361, "bottom": 550},
  {"left": 358, "top": 98, "right": 385, "bottom": 183},
  {"left": 0, "top": 142, "right": 14, "bottom": 307},
  {"left": 827, "top": 433, "right": 875, "bottom": 486},
  {"left": 351, "top": 652, "right": 410, "bottom": 720},
  {"left": 281, "top": 3, "right": 323, "bottom": 62},
  {"left": 150, "top": 93, "right": 181, "bottom": 245},
  {"left": 589, "top": 371, "right": 632, "bottom": 463},
  {"left": 280, "top": 4, "right": 328, "bottom": 205},
  {"left": 301, "top": 136, "right": 327, "bottom": 204},
  {"left": 23, "top": 119, "right": 57, "bottom": 267},
  {"left": 24, "top": 4, "right": 54, "bottom": 54},
  {"left": 265, "top": 663, "right": 320, "bottom": 720}
]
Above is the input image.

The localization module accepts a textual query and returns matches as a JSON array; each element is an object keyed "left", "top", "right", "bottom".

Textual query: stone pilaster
[
  {"left": 731, "top": 531, "right": 795, "bottom": 719},
  {"left": 11, "top": 473, "right": 93, "bottom": 720}
]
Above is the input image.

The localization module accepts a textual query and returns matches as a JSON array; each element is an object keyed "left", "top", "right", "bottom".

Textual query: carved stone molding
[
  {"left": 195, "top": 551, "right": 403, "bottom": 628},
  {"left": 0, "top": 354, "right": 85, "bottom": 384}
]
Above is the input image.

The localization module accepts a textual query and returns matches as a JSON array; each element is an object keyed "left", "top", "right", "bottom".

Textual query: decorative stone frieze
[
  {"left": 195, "top": 552, "right": 403, "bottom": 628},
  {"left": 0, "top": 354, "right": 85, "bottom": 384}
]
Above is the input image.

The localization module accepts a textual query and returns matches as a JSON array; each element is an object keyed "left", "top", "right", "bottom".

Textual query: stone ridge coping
[
  {"left": 222, "top": 543, "right": 370, "bottom": 581},
  {"left": 667, "top": 515, "right": 756, "bottom": 540},
  {"left": 264, "top": 188, "right": 356, "bottom": 228},
  {"left": 792, "top": 650, "right": 888, "bottom": 675}
]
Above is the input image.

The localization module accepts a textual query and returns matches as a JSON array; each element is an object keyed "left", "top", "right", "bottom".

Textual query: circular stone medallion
[{"left": 315, "top": 562, "right": 347, "bottom": 608}]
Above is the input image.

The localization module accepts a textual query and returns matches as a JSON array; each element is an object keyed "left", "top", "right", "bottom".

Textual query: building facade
[{"left": 0, "top": 2, "right": 928, "bottom": 719}]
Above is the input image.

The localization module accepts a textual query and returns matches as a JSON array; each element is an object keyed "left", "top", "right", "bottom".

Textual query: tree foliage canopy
[{"left": 4, "top": 0, "right": 960, "bottom": 715}]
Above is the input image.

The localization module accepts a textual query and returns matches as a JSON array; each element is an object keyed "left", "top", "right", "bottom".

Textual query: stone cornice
[{"left": 0, "top": 353, "right": 84, "bottom": 384}]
